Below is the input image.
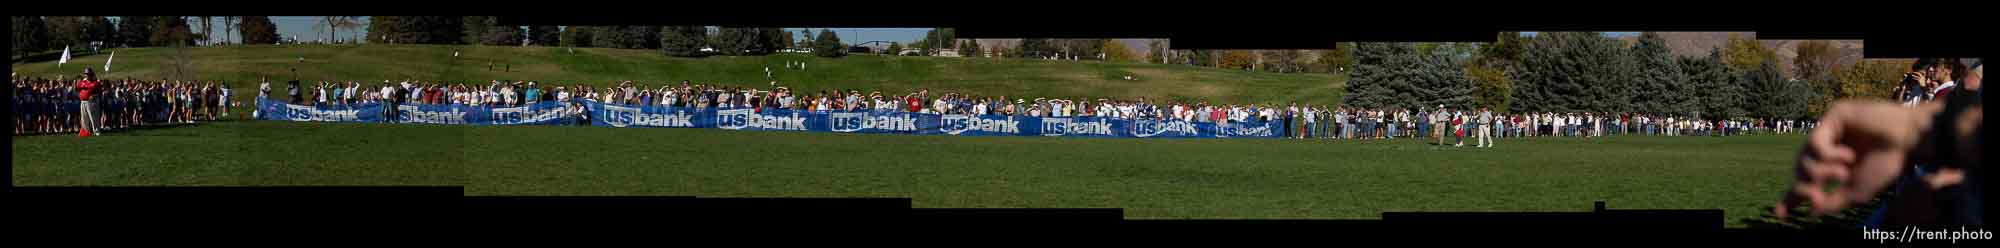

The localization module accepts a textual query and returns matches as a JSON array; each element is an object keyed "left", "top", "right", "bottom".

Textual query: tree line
[
  {"left": 1333, "top": 32, "right": 1892, "bottom": 121},
  {"left": 367, "top": 17, "right": 859, "bottom": 58},
  {"left": 12, "top": 16, "right": 283, "bottom": 60}
]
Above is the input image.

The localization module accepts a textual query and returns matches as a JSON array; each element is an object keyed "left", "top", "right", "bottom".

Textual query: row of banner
[
  {"left": 255, "top": 97, "right": 572, "bottom": 125},
  {"left": 255, "top": 97, "right": 1286, "bottom": 138}
]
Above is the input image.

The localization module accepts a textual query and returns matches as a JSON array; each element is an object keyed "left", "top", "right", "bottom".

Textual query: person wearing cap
[
  {"left": 1023, "top": 98, "right": 1039, "bottom": 117},
  {"left": 1429, "top": 107, "right": 1444, "bottom": 145},
  {"left": 1437, "top": 108, "right": 1450, "bottom": 143},
  {"left": 969, "top": 96, "right": 989, "bottom": 116},
  {"left": 869, "top": 93, "right": 887, "bottom": 112}
]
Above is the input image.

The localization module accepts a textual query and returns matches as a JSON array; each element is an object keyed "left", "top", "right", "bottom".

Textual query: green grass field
[
  {"left": 14, "top": 44, "right": 1813, "bottom": 227},
  {"left": 12, "top": 119, "right": 1804, "bottom": 226}
]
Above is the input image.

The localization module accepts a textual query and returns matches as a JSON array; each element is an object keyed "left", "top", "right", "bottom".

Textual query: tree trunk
[
  {"left": 201, "top": 16, "right": 212, "bottom": 46},
  {"left": 324, "top": 16, "right": 335, "bottom": 44},
  {"left": 351, "top": 17, "right": 361, "bottom": 44},
  {"left": 229, "top": 17, "right": 238, "bottom": 45},
  {"left": 222, "top": 17, "right": 233, "bottom": 45}
]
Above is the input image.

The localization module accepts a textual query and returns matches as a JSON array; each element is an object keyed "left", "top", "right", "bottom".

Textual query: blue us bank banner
[
  {"left": 580, "top": 100, "right": 1285, "bottom": 138},
  {"left": 714, "top": 108, "right": 820, "bottom": 132},
  {"left": 256, "top": 97, "right": 384, "bottom": 122},
  {"left": 1214, "top": 121, "right": 1282, "bottom": 138},
  {"left": 396, "top": 101, "right": 573, "bottom": 125},
  {"left": 1130, "top": 118, "right": 1210, "bottom": 138},
  {"left": 321, "top": 99, "right": 1286, "bottom": 139},
  {"left": 1034, "top": 117, "right": 1123, "bottom": 138},
  {"left": 587, "top": 100, "right": 712, "bottom": 128},
  {"left": 937, "top": 114, "right": 1032, "bottom": 136},
  {"left": 832, "top": 110, "right": 944, "bottom": 134}
]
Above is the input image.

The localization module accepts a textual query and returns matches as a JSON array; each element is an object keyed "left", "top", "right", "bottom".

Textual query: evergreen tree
[
  {"left": 1684, "top": 49, "right": 1744, "bottom": 119},
  {"left": 12, "top": 16, "right": 49, "bottom": 57},
  {"left": 236, "top": 16, "right": 280, "bottom": 45},
  {"left": 114, "top": 16, "right": 156, "bottom": 47},
  {"left": 1344, "top": 43, "right": 1413, "bottom": 109},
  {"left": 528, "top": 25, "right": 561, "bottom": 46},
  {"left": 1631, "top": 32, "right": 1687, "bottom": 115},
  {"left": 813, "top": 29, "right": 846, "bottom": 58},
  {"left": 1414, "top": 45, "right": 1475, "bottom": 110},
  {"left": 1015, "top": 38, "right": 1055, "bottom": 58},
  {"left": 659, "top": 26, "right": 707, "bottom": 57},
  {"left": 1513, "top": 32, "right": 1631, "bottom": 113}
]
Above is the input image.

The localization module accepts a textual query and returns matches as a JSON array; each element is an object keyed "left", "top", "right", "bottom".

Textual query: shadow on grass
[
  {"left": 1740, "top": 193, "right": 1888, "bottom": 230},
  {"left": 12, "top": 50, "right": 101, "bottom": 64},
  {"left": 11, "top": 122, "right": 216, "bottom": 137}
]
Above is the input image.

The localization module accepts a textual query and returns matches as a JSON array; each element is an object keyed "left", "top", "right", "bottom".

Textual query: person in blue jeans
[
  {"left": 1360, "top": 112, "right": 1373, "bottom": 139},
  {"left": 1386, "top": 111, "right": 1397, "bottom": 139},
  {"left": 1417, "top": 110, "right": 1430, "bottom": 140}
]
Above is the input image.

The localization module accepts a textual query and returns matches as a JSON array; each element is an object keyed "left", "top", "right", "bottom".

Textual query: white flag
[
  {"left": 104, "top": 51, "right": 115, "bottom": 72},
  {"left": 59, "top": 46, "right": 71, "bottom": 65}
]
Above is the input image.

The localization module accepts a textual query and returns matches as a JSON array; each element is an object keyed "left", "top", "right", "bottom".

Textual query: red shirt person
[
  {"left": 76, "top": 68, "right": 101, "bottom": 136},
  {"left": 77, "top": 76, "right": 97, "bottom": 101}
]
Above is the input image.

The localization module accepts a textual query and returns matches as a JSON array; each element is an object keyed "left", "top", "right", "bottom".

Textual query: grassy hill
[{"left": 12, "top": 44, "right": 1345, "bottom": 109}]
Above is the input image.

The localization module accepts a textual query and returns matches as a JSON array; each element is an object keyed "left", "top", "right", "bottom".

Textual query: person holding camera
[{"left": 75, "top": 68, "right": 101, "bottom": 137}]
